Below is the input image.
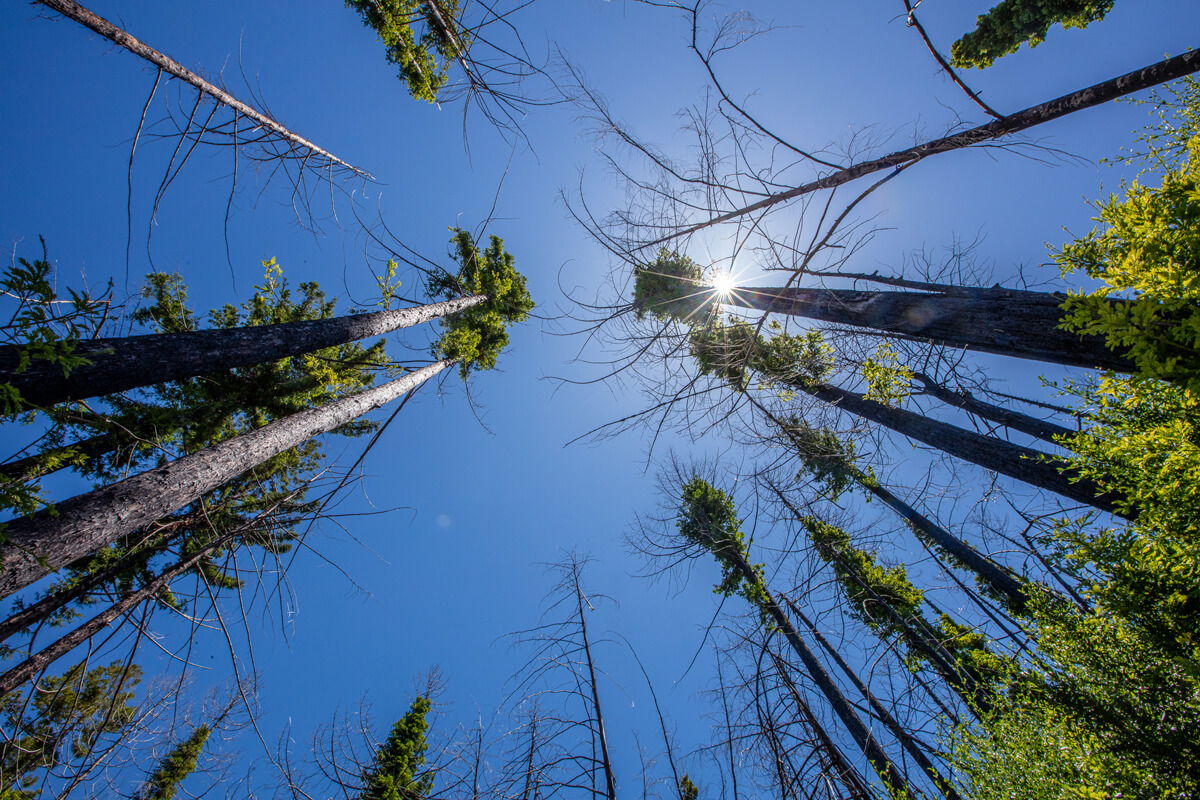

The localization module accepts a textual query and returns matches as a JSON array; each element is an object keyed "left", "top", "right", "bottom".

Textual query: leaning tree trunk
[
  {"left": 912, "top": 372, "right": 1076, "bottom": 446},
  {"left": 858, "top": 478, "right": 1031, "bottom": 615},
  {"left": 651, "top": 48, "right": 1200, "bottom": 244},
  {"left": 721, "top": 549, "right": 919, "bottom": 799},
  {"left": 782, "top": 597, "right": 962, "bottom": 800},
  {"left": 35, "top": 0, "right": 371, "bottom": 179},
  {"left": 0, "top": 433, "right": 117, "bottom": 483},
  {"left": 0, "top": 360, "right": 452, "bottom": 599},
  {"left": 733, "top": 286, "right": 1134, "bottom": 373},
  {"left": 0, "top": 295, "right": 482, "bottom": 408},
  {"left": 797, "top": 380, "right": 1127, "bottom": 518}
]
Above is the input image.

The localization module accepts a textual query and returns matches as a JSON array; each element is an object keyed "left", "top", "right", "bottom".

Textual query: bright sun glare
[{"left": 711, "top": 271, "right": 736, "bottom": 296}]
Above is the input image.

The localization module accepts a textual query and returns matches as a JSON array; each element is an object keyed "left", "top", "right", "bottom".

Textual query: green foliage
[
  {"left": 135, "top": 724, "right": 211, "bottom": 800},
  {"left": 345, "top": 0, "right": 466, "bottom": 103},
  {"left": 0, "top": 661, "right": 141, "bottom": 799},
  {"left": 676, "top": 477, "right": 769, "bottom": 611},
  {"left": 678, "top": 773, "right": 700, "bottom": 800},
  {"left": 632, "top": 250, "right": 708, "bottom": 322},
  {"left": 429, "top": 229, "right": 534, "bottom": 378},
  {"left": 689, "top": 318, "right": 833, "bottom": 392},
  {"left": 777, "top": 417, "right": 862, "bottom": 501},
  {"left": 859, "top": 343, "right": 912, "bottom": 407},
  {"left": 950, "top": 0, "right": 1115, "bottom": 69},
  {"left": 951, "top": 596, "right": 1200, "bottom": 799},
  {"left": 360, "top": 697, "right": 435, "bottom": 800}
]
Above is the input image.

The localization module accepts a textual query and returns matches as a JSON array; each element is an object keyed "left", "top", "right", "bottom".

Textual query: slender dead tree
[
  {"left": 0, "top": 295, "right": 483, "bottom": 409},
  {"left": 0, "top": 359, "right": 451, "bottom": 599},
  {"left": 34, "top": 0, "right": 371, "bottom": 179},
  {"left": 910, "top": 372, "right": 1075, "bottom": 447}
]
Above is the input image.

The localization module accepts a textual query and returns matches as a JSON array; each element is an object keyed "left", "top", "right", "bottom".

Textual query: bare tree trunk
[
  {"left": 0, "top": 433, "right": 117, "bottom": 482},
  {"left": 0, "top": 295, "right": 483, "bottom": 408},
  {"left": 783, "top": 598, "right": 962, "bottom": 800},
  {"left": 34, "top": 0, "right": 372, "bottom": 179},
  {"left": 651, "top": 48, "right": 1200, "bottom": 244},
  {"left": 0, "top": 360, "right": 452, "bottom": 599},
  {"left": 912, "top": 372, "right": 1075, "bottom": 446},
  {"left": 573, "top": 573, "right": 616, "bottom": 800},
  {"left": 733, "top": 286, "right": 1133, "bottom": 373},
  {"left": 722, "top": 549, "right": 919, "bottom": 799},
  {"left": 798, "top": 380, "right": 1126, "bottom": 518}
]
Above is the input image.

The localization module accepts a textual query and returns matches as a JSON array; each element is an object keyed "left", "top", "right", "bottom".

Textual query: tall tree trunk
[
  {"left": 912, "top": 372, "right": 1076, "bottom": 446},
  {"left": 0, "top": 433, "right": 117, "bottom": 483},
  {"left": 0, "top": 295, "right": 482, "bottom": 408},
  {"left": 797, "top": 380, "right": 1126, "bottom": 518},
  {"left": 782, "top": 598, "right": 962, "bottom": 800},
  {"left": 733, "top": 286, "right": 1133, "bottom": 373},
  {"left": 651, "top": 48, "right": 1200, "bottom": 244},
  {"left": 34, "top": 0, "right": 372, "bottom": 179},
  {"left": 0, "top": 360, "right": 452, "bottom": 599},
  {"left": 0, "top": 511, "right": 259, "bottom": 698},
  {"left": 721, "top": 549, "right": 919, "bottom": 799}
]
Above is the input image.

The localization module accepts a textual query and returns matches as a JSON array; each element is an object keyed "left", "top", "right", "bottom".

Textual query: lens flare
[{"left": 711, "top": 271, "right": 736, "bottom": 296}]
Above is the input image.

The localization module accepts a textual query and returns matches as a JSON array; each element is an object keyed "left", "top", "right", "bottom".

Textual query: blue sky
[{"left": 1, "top": 0, "right": 1197, "bottom": 795}]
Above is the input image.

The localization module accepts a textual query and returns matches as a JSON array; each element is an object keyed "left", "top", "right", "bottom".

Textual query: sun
[{"left": 710, "top": 271, "right": 736, "bottom": 297}]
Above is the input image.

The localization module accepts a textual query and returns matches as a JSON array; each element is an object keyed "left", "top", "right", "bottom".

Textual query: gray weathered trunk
[
  {"left": 800, "top": 380, "right": 1127, "bottom": 518},
  {"left": 0, "top": 360, "right": 452, "bottom": 599},
  {"left": 735, "top": 286, "right": 1133, "bottom": 373},
  {"left": 0, "top": 295, "right": 482, "bottom": 408},
  {"left": 35, "top": 0, "right": 371, "bottom": 178},
  {"left": 652, "top": 48, "right": 1200, "bottom": 243}
]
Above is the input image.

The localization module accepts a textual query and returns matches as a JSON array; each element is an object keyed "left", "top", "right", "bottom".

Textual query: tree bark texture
[
  {"left": 736, "top": 286, "right": 1134, "bottom": 373},
  {"left": 913, "top": 372, "right": 1076, "bottom": 446},
  {"left": 723, "top": 549, "right": 917, "bottom": 798},
  {"left": 799, "top": 381, "right": 1127, "bottom": 518},
  {"left": 35, "top": 0, "right": 372, "bottom": 178},
  {"left": 0, "top": 360, "right": 452, "bottom": 599},
  {"left": 0, "top": 295, "right": 483, "bottom": 408},
  {"left": 654, "top": 48, "right": 1200, "bottom": 244}
]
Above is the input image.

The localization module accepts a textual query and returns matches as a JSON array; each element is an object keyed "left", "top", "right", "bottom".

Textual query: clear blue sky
[{"left": 1, "top": 0, "right": 1196, "bottom": 795}]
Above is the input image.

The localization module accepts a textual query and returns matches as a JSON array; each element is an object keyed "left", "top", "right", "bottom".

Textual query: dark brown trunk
[
  {"left": 0, "top": 295, "right": 482, "bottom": 408},
  {"left": 799, "top": 380, "right": 1127, "bottom": 518},
  {"left": 652, "top": 49, "right": 1200, "bottom": 244},
  {"left": 783, "top": 597, "right": 961, "bottom": 800},
  {"left": 913, "top": 372, "right": 1076, "bottom": 446},
  {"left": 723, "top": 549, "right": 917, "bottom": 799},
  {"left": 34, "top": 0, "right": 371, "bottom": 179},
  {"left": 0, "top": 360, "right": 452, "bottom": 599},
  {"left": 734, "top": 286, "right": 1132, "bottom": 373}
]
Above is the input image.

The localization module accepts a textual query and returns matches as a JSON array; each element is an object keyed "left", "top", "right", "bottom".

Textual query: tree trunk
[
  {"left": 34, "top": 0, "right": 372, "bottom": 179},
  {"left": 722, "top": 549, "right": 918, "bottom": 799},
  {"left": 860, "top": 480, "right": 1031, "bottom": 615},
  {"left": 652, "top": 48, "right": 1200, "bottom": 244},
  {"left": 734, "top": 286, "right": 1133, "bottom": 373},
  {"left": 912, "top": 372, "right": 1076, "bottom": 446},
  {"left": 783, "top": 597, "right": 962, "bottom": 800},
  {"left": 0, "top": 433, "right": 117, "bottom": 483},
  {"left": 0, "top": 360, "right": 452, "bottom": 599},
  {"left": 798, "top": 380, "right": 1127, "bottom": 518},
  {"left": 0, "top": 295, "right": 482, "bottom": 408}
]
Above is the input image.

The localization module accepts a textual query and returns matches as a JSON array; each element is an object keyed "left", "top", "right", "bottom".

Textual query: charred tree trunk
[
  {"left": 653, "top": 48, "right": 1200, "bottom": 243},
  {"left": 34, "top": 0, "right": 371, "bottom": 178},
  {"left": 797, "top": 380, "right": 1126, "bottom": 518},
  {"left": 0, "top": 360, "right": 452, "bottom": 599},
  {"left": 782, "top": 597, "right": 962, "bottom": 800},
  {"left": 912, "top": 372, "right": 1076, "bottom": 446},
  {"left": 733, "top": 286, "right": 1133, "bottom": 373},
  {"left": 722, "top": 549, "right": 919, "bottom": 799},
  {"left": 0, "top": 295, "right": 483, "bottom": 408}
]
